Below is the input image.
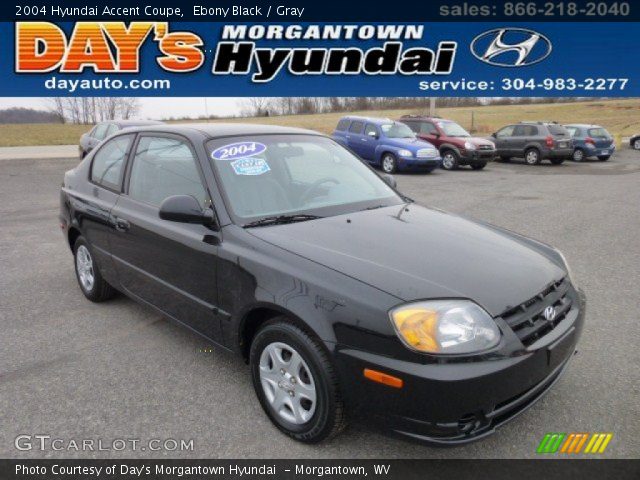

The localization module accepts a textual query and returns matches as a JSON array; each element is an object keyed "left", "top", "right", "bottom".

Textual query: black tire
[
  {"left": 632, "top": 139, "right": 640, "bottom": 150},
  {"left": 471, "top": 162, "right": 487, "bottom": 170},
  {"left": 550, "top": 158, "right": 565, "bottom": 165},
  {"left": 424, "top": 166, "right": 436, "bottom": 174},
  {"left": 572, "top": 148, "right": 585, "bottom": 162},
  {"left": 250, "top": 318, "right": 346, "bottom": 443},
  {"left": 598, "top": 155, "right": 610, "bottom": 161},
  {"left": 73, "top": 237, "right": 116, "bottom": 302},
  {"left": 524, "top": 148, "right": 541, "bottom": 165},
  {"left": 497, "top": 156, "right": 511, "bottom": 163},
  {"left": 381, "top": 153, "right": 397, "bottom": 174},
  {"left": 440, "top": 150, "right": 459, "bottom": 170}
]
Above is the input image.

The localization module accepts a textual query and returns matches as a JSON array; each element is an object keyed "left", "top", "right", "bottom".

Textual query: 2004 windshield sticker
[{"left": 211, "top": 141, "right": 267, "bottom": 161}]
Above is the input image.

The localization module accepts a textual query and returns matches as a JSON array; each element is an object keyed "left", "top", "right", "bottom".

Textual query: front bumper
[
  {"left": 398, "top": 156, "right": 441, "bottom": 170},
  {"left": 335, "top": 289, "right": 585, "bottom": 445},
  {"left": 460, "top": 149, "right": 496, "bottom": 164}
]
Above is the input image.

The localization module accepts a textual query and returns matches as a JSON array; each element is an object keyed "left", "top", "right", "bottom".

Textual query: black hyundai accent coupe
[{"left": 59, "top": 124, "right": 585, "bottom": 445}]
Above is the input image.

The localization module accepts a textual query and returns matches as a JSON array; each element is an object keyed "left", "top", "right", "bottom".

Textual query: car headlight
[
  {"left": 389, "top": 300, "right": 500, "bottom": 354},
  {"left": 397, "top": 149, "right": 413, "bottom": 157},
  {"left": 555, "top": 248, "right": 576, "bottom": 285},
  {"left": 464, "top": 141, "right": 477, "bottom": 150}
]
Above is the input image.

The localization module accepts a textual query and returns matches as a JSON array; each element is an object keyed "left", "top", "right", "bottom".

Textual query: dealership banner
[{"left": 1, "top": 0, "right": 638, "bottom": 96}]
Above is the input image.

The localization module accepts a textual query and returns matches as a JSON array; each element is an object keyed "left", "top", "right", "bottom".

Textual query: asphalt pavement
[{"left": 1, "top": 150, "right": 639, "bottom": 458}]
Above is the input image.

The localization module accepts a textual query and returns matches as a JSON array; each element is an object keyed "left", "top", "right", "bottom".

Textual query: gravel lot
[{"left": 1, "top": 150, "right": 639, "bottom": 459}]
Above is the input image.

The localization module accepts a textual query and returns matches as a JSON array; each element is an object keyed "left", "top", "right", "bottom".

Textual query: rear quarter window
[
  {"left": 90, "top": 134, "right": 134, "bottom": 190},
  {"left": 336, "top": 119, "right": 350, "bottom": 131},
  {"left": 349, "top": 121, "right": 364, "bottom": 134}
]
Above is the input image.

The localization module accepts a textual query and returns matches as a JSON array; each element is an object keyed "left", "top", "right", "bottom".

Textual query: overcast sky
[{"left": 0, "top": 97, "right": 242, "bottom": 119}]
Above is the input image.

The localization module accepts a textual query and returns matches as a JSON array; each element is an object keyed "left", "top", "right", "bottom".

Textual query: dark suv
[
  {"left": 492, "top": 122, "right": 573, "bottom": 165},
  {"left": 399, "top": 115, "right": 496, "bottom": 170}
]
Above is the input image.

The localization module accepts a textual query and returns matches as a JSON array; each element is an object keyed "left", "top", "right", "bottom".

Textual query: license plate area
[{"left": 547, "top": 326, "right": 575, "bottom": 369}]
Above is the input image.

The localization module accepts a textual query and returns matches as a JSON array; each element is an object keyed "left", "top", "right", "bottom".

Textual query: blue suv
[
  {"left": 332, "top": 116, "right": 441, "bottom": 173},
  {"left": 565, "top": 124, "right": 615, "bottom": 162}
]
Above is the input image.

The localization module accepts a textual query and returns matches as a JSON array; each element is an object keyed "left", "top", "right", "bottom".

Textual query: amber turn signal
[{"left": 363, "top": 368, "right": 403, "bottom": 388}]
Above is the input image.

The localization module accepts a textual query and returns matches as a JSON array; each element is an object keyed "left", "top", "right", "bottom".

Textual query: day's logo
[{"left": 470, "top": 28, "right": 552, "bottom": 67}]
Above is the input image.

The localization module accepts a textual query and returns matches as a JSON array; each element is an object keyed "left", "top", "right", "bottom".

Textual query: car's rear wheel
[
  {"left": 498, "top": 156, "right": 511, "bottom": 163},
  {"left": 550, "top": 158, "right": 565, "bottom": 165},
  {"left": 381, "top": 153, "right": 397, "bottom": 174},
  {"left": 572, "top": 149, "right": 585, "bottom": 162},
  {"left": 633, "top": 139, "right": 640, "bottom": 150},
  {"left": 524, "top": 148, "right": 541, "bottom": 165},
  {"left": 73, "top": 237, "right": 116, "bottom": 302},
  {"left": 441, "top": 150, "right": 459, "bottom": 170},
  {"left": 471, "top": 162, "right": 487, "bottom": 170},
  {"left": 598, "top": 155, "right": 610, "bottom": 161},
  {"left": 250, "top": 319, "right": 346, "bottom": 443}
]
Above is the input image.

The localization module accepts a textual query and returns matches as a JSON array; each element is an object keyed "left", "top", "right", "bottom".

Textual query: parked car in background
[
  {"left": 59, "top": 123, "right": 584, "bottom": 445},
  {"left": 492, "top": 122, "right": 573, "bottom": 165},
  {"left": 564, "top": 124, "right": 615, "bottom": 162},
  {"left": 332, "top": 116, "right": 441, "bottom": 173},
  {"left": 79, "top": 120, "right": 163, "bottom": 159},
  {"left": 629, "top": 134, "right": 640, "bottom": 151},
  {"left": 398, "top": 115, "right": 495, "bottom": 171}
]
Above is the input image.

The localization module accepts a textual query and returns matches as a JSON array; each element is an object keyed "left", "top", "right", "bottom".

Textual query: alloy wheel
[
  {"left": 382, "top": 155, "right": 395, "bottom": 173},
  {"left": 259, "top": 342, "right": 317, "bottom": 425},
  {"left": 525, "top": 150, "right": 539, "bottom": 165},
  {"left": 442, "top": 152, "right": 456, "bottom": 170},
  {"left": 634, "top": 140, "right": 640, "bottom": 150},
  {"left": 76, "top": 245, "right": 95, "bottom": 292},
  {"left": 573, "top": 149, "right": 584, "bottom": 162}
]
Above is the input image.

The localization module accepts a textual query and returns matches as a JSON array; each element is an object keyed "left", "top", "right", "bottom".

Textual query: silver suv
[{"left": 491, "top": 122, "right": 573, "bottom": 165}]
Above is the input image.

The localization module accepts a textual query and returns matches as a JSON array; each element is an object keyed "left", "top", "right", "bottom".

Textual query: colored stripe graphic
[{"left": 538, "top": 433, "right": 613, "bottom": 454}]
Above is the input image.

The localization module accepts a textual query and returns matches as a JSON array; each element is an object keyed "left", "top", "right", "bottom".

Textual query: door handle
[{"left": 115, "top": 218, "right": 130, "bottom": 232}]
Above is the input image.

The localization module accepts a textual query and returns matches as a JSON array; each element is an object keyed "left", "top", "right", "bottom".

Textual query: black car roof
[{"left": 119, "top": 123, "right": 322, "bottom": 139}]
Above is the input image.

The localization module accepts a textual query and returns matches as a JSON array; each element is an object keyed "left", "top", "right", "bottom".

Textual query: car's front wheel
[
  {"left": 441, "top": 150, "right": 459, "bottom": 170},
  {"left": 633, "top": 139, "right": 640, "bottom": 150},
  {"left": 381, "top": 153, "right": 397, "bottom": 174},
  {"left": 250, "top": 319, "right": 346, "bottom": 443},
  {"left": 572, "top": 149, "right": 585, "bottom": 162},
  {"left": 524, "top": 148, "right": 541, "bottom": 165},
  {"left": 73, "top": 237, "right": 116, "bottom": 302},
  {"left": 471, "top": 162, "right": 487, "bottom": 170},
  {"left": 550, "top": 158, "right": 565, "bottom": 165}
]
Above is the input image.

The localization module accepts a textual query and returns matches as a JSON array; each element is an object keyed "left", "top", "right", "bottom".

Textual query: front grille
[
  {"left": 416, "top": 148, "right": 437, "bottom": 158},
  {"left": 478, "top": 145, "right": 494, "bottom": 151},
  {"left": 500, "top": 277, "right": 572, "bottom": 346}
]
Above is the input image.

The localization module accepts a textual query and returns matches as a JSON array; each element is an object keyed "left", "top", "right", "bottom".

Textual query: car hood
[
  {"left": 248, "top": 205, "right": 565, "bottom": 317},
  {"left": 466, "top": 137, "right": 495, "bottom": 148},
  {"left": 385, "top": 137, "right": 436, "bottom": 150}
]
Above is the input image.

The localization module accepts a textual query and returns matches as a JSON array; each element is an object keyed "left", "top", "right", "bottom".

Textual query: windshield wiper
[
  {"left": 243, "top": 214, "right": 323, "bottom": 228},
  {"left": 361, "top": 204, "right": 387, "bottom": 211}
]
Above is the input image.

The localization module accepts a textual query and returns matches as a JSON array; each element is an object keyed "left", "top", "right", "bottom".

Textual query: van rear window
[{"left": 548, "top": 125, "right": 569, "bottom": 136}]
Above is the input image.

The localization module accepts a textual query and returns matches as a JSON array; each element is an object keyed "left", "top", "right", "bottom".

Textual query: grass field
[{"left": 1, "top": 99, "right": 638, "bottom": 147}]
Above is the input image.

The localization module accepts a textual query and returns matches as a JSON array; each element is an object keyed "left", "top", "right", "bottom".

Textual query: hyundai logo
[
  {"left": 543, "top": 306, "right": 557, "bottom": 322},
  {"left": 470, "top": 28, "right": 552, "bottom": 67}
]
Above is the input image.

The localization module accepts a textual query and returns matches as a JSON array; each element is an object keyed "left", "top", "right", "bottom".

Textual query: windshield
[
  {"left": 437, "top": 121, "right": 470, "bottom": 137},
  {"left": 207, "top": 135, "right": 403, "bottom": 224},
  {"left": 381, "top": 123, "right": 415, "bottom": 139}
]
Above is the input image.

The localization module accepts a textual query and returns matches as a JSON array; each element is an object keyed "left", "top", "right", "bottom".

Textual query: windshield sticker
[
  {"left": 211, "top": 141, "right": 266, "bottom": 161},
  {"left": 231, "top": 158, "right": 271, "bottom": 176}
]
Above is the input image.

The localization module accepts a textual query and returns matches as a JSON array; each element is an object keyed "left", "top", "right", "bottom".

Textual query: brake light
[
  {"left": 545, "top": 135, "right": 554, "bottom": 147},
  {"left": 585, "top": 137, "right": 596, "bottom": 145}
]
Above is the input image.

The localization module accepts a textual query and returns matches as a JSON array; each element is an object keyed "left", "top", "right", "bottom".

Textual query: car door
[
  {"left": 360, "top": 123, "right": 379, "bottom": 160},
  {"left": 418, "top": 121, "right": 441, "bottom": 148},
  {"left": 79, "top": 134, "right": 136, "bottom": 285},
  {"left": 494, "top": 125, "right": 516, "bottom": 155},
  {"left": 346, "top": 121, "right": 367, "bottom": 159},
  {"left": 109, "top": 133, "right": 223, "bottom": 341}
]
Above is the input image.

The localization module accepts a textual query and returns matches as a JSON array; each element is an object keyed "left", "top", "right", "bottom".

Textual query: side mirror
[
  {"left": 381, "top": 173, "right": 397, "bottom": 189},
  {"left": 491, "top": 132, "right": 497, "bottom": 138},
  {"left": 159, "top": 195, "right": 215, "bottom": 226},
  {"left": 368, "top": 131, "right": 378, "bottom": 139}
]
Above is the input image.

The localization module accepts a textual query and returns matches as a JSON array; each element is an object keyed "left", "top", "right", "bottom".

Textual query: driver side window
[{"left": 497, "top": 125, "right": 516, "bottom": 138}]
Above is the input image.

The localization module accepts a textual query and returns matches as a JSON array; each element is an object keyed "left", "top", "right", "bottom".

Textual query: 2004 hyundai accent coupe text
[{"left": 59, "top": 124, "right": 585, "bottom": 445}]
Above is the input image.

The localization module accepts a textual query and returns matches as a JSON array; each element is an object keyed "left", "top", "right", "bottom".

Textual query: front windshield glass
[
  {"left": 207, "top": 135, "right": 403, "bottom": 224},
  {"left": 437, "top": 121, "right": 470, "bottom": 137},
  {"left": 381, "top": 123, "right": 415, "bottom": 139}
]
